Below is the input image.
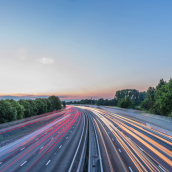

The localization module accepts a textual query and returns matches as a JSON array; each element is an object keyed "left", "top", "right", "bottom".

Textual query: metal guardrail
[{"left": 90, "top": 113, "right": 103, "bottom": 172}]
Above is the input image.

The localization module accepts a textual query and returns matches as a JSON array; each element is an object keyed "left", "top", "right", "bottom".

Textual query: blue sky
[{"left": 0, "top": 1, "right": 172, "bottom": 100}]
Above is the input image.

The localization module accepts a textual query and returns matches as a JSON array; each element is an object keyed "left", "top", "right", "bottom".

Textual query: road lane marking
[
  {"left": 46, "top": 160, "right": 51, "bottom": 165},
  {"left": 20, "top": 161, "right": 27, "bottom": 166},
  {"left": 129, "top": 167, "right": 133, "bottom": 172},
  {"left": 59, "top": 145, "right": 62, "bottom": 149},
  {"left": 51, "top": 137, "right": 54, "bottom": 140},
  {"left": 0, "top": 162, "right": 2, "bottom": 164},
  {"left": 66, "top": 137, "right": 68, "bottom": 139},
  {"left": 20, "top": 147, "right": 25, "bottom": 151},
  {"left": 118, "top": 149, "right": 121, "bottom": 153},
  {"left": 139, "top": 147, "right": 143, "bottom": 151},
  {"left": 158, "top": 165, "right": 166, "bottom": 172},
  {"left": 40, "top": 146, "right": 44, "bottom": 149},
  {"left": 112, "top": 138, "right": 114, "bottom": 141}
]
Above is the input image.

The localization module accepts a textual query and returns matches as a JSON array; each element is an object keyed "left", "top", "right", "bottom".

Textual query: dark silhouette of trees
[{"left": 0, "top": 96, "right": 62, "bottom": 124}]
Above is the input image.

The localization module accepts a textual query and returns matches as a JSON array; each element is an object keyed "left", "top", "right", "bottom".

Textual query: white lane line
[
  {"left": 73, "top": 127, "right": 74, "bottom": 128},
  {"left": 66, "top": 137, "right": 68, "bottom": 139},
  {"left": 0, "top": 114, "right": 70, "bottom": 156},
  {"left": 59, "top": 145, "right": 62, "bottom": 149},
  {"left": 139, "top": 147, "right": 143, "bottom": 151},
  {"left": 118, "top": 149, "right": 121, "bottom": 153},
  {"left": 129, "top": 167, "right": 133, "bottom": 172},
  {"left": 108, "top": 132, "right": 110, "bottom": 134},
  {"left": 112, "top": 138, "right": 114, "bottom": 141},
  {"left": 51, "top": 138, "right": 54, "bottom": 140},
  {"left": 68, "top": 114, "right": 86, "bottom": 172},
  {"left": 0, "top": 162, "right": 2, "bottom": 164},
  {"left": 20, "top": 161, "right": 27, "bottom": 166},
  {"left": 46, "top": 160, "right": 51, "bottom": 165},
  {"left": 158, "top": 165, "right": 166, "bottom": 172},
  {"left": 20, "top": 147, "right": 25, "bottom": 151},
  {"left": 40, "top": 146, "right": 44, "bottom": 149}
]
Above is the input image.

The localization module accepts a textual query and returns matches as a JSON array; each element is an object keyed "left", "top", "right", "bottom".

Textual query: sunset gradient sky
[{"left": 0, "top": 1, "right": 172, "bottom": 101}]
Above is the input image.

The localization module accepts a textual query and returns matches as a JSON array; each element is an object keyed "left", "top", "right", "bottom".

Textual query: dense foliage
[
  {"left": 115, "top": 89, "right": 146, "bottom": 105},
  {"left": 0, "top": 96, "right": 62, "bottom": 123},
  {"left": 67, "top": 99, "right": 97, "bottom": 105},
  {"left": 61, "top": 101, "right": 66, "bottom": 108},
  {"left": 117, "top": 97, "right": 135, "bottom": 108},
  {"left": 96, "top": 98, "right": 118, "bottom": 106},
  {"left": 67, "top": 78, "right": 172, "bottom": 117},
  {"left": 141, "top": 79, "right": 172, "bottom": 116}
]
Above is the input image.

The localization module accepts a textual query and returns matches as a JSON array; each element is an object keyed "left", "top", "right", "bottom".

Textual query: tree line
[
  {"left": 67, "top": 78, "right": 172, "bottom": 117},
  {"left": 67, "top": 99, "right": 97, "bottom": 105},
  {"left": 67, "top": 90, "right": 146, "bottom": 108},
  {"left": 140, "top": 78, "right": 172, "bottom": 116},
  {"left": 0, "top": 96, "right": 62, "bottom": 123}
]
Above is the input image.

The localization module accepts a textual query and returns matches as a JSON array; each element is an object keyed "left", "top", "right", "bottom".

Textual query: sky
[{"left": 0, "top": 1, "right": 172, "bottom": 101}]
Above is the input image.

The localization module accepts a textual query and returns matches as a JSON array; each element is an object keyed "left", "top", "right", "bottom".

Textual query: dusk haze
[{"left": 1, "top": 1, "right": 172, "bottom": 101}]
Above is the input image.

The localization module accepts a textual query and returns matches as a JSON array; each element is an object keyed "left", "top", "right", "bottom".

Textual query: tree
[
  {"left": 18, "top": 99, "right": 32, "bottom": 118},
  {"left": 0, "top": 100, "right": 17, "bottom": 123},
  {"left": 109, "top": 98, "right": 118, "bottom": 106},
  {"left": 61, "top": 101, "right": 66, "bottom": 108},
  {"left": 35, "top": 99, "right": 46, "bottom": 115},
  {"left": 6, "top": 99, "right": 25, "bottom": 119},
  {"left": 138, "top": 92, "right": 146, "bottom": 104},
  {"left": 154, "top": 80, "right": 172, "bottom": 116},
  {"left": 96, "top": 98, "right": 105, "bottom": 106},
  {"left": 156, "top": 78, "right": 166, "bottom": 90},
  {"left": 48, "top": 96, "right": 62, "bottom": 110},
  {"left": 26, "top": 100, "right": 38, "bottom": 116},
  {"left": 0, "top": 95, "right": 62, "bottom": 123},
  {"left": 117, "top": 97, "right": 135, "bottom": 108},
  {"left": 45, "top": 99, "right": 53, "bottom": 112},
  {"left": 140, "top": 87, "right": 155, "bottom": 112},
  {"left": 115, "top": 89, "right": 141, "bottom": 105}
]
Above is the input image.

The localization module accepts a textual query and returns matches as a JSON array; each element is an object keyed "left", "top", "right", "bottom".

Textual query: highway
[
  {"left": 0, "top": 105, "right": 171, "bottom": 172},
  {"left": 0, "top": 107, "right": 87, "bottom": 172},
  {"left": 79, "top": 106, "right": 172, "bottom": 172}
]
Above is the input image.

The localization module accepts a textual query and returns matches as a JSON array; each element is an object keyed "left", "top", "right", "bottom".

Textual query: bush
[{"left": 117, "top": 97, "right": 135, "bottom": 109}]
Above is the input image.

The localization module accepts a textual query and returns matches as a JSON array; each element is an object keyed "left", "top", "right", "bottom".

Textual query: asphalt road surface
[{"left": 0, "top": 105, "right": 171, "bottom": 172}]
